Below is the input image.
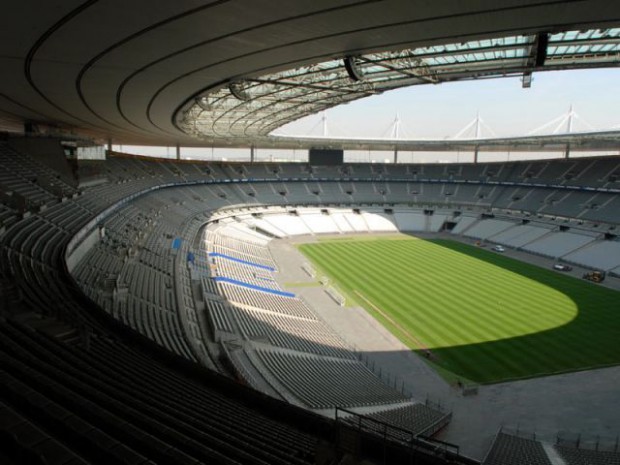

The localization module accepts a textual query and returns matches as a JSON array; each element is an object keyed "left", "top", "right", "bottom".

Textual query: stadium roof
[{"left": 2, "top": 1, "right": 620, "bottom": 147}]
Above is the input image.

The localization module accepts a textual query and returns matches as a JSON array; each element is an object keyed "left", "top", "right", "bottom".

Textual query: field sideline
[{"left": 298, "top": 237, "right": 620, "bottom": 384}]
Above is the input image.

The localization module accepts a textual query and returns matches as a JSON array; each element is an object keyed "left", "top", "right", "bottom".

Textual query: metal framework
[{"left": 177, "top": 28, "right": 620, "bottom": 141}]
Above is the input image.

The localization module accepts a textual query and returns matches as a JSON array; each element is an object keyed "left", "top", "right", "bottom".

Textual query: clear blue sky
[{"left": 278, "top": 69, "right": 620, "bottom": 139}]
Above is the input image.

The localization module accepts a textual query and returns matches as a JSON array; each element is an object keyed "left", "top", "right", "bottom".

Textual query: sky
[
  {"left": 115, "top": 68, "right": 620, "bottom": 162},
  {"left": 278, "top": 68, "right": 620, "bottom": 139}
]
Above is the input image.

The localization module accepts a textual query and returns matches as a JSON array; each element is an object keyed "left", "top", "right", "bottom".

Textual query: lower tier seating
[
  {"left": 483, "top": 432, "right": 552, "bottom": 465},
  {"left": 256, "top": 349, "right": 408, "bottom": 409}
]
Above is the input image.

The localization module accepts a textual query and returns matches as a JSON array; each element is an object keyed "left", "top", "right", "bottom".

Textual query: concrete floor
[{"left": 268, "top": 232, "right": 620, "bottom": 461}]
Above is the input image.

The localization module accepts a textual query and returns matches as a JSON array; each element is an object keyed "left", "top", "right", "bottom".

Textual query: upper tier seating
[
  {"left": 0, "top": 319, "right": 320, "bottom": 465},
  {"left": 579, "top": 195, "right": 620, "bottom": 224}
]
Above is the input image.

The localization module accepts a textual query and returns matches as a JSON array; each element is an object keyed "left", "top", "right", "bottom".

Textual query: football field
[{"left": 298, "top": 236, "right": 620, "bottom": 384}]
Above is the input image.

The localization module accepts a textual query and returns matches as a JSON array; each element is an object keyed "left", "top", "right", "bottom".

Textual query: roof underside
[
  {"left": 2, "top": 1, "right": 620, "bottom": 146},
  {"left": 178, "top": 29, "right": 620, "bottom": 140}
]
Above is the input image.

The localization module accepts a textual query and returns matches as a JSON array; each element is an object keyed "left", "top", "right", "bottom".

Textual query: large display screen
[{"left": 309, "top": 148, "right": 343, "bottom": 165}]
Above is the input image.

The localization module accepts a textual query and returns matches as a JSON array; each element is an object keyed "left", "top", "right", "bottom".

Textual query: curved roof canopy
[
  {"left": 178, "top": 29, "right": 620, "bottom": 140},
  {"left": 2, "top": 1, "right": 620, "bottom": 146}
]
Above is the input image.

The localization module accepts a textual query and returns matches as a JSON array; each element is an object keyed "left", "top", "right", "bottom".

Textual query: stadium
[{"left": 1, "top": 2, "right": 620, "bottom": 465}]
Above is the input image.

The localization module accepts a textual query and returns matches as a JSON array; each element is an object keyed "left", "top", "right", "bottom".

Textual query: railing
[
  {"left": 556, "top": 430, "right": 620, "bottom": 452},
  {"left": 335, "top": 407, "right": 475, "bottom": 465}
]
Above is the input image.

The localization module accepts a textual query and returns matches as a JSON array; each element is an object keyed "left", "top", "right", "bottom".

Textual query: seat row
[
  {"left": 218, "top": 282, "right": 317, "bottom": 320},
  {"left": 0, "top": 319, "right": 320, "bottom": 465},
  {"left": 255, "top": 349, "right": 407, "bottom": 409}
]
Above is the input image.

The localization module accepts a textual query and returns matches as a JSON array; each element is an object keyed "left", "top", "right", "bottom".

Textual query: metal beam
[
  {"left": 357, "top": 55, "right": 437, "bottom": 84},
  {"left": 249, "top": 78, "right": 372, "bottom": 95},
  {"left": 178, "top": 28, "right": 620, "bottom": 140},
  {"left": 535, "top": 33, "right": 549, "bottom": 67}
]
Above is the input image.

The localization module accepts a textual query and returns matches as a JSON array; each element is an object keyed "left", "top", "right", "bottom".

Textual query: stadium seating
[
  {"left": 218, "top": 282, "right": 316, "bottom": 319},
  {"left": 450, "top": 215, "right": 479, "bottom": 234},
  {"left": 347, "top": 403, "right": 451, "bottom": 437},
  {"left": 523, "top": 231, "right": 597, "bottom": 258},
  {"left": 580, "top": 195, "right": 620, "bottom": 224},
  {"left": 482, "top": 430, "right": 620, "bottom": 465},
  {"left": 0, "top": 319, "right": 321, "bottom": 465},
  {"left": 255, "top": 349, "right": 408, "bottom": 409},
  {"left": 483, "top": 432, "right": 552, "bottom": 465},
  {"left": 393, "top": 211, "right": 427, "bottom": 231},
  {"left": 555, "top": 444, "right": 620, "bottom": 465},
  {"left": 2, "top": 141, "right": 619, "bottom": 465},
  {"left": 202, "top": 225, "right": 417, "bottom": 410},
  {"left": 563, "top": 240, "right": 620, "bottom": 271},
  {"left": 297, "top": 211, "right": 341, "bottom": 234},
  {"left": 463, "top": 219, "right": 516, "bottom": 239},
  {"left": 330, "top": 210, "right": 357, "bottom": 233},
  {"left": 361, "top": 211, "right": 399, "bottom": 232},
  {"left": 490, "top": 224, "right": 553, "bottom": 248},
  {"left": 217, "top": 304, "right": 352, "bottom": 358},
  {"left": 342, "top": 211, "right": 370, "bottom": 232},
  {"left": 71, "top": 198, "right": 198, "bottom": 361},
  {"left": 263, "top": 214, "right": 314, "bottom": 236}
]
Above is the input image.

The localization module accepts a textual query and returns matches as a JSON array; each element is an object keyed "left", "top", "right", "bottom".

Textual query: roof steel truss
[{"left": 177, "top": 28, "right": 620, "bottom": 141}]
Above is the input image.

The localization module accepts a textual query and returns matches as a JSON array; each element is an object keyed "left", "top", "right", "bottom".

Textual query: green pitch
[{"left": 298, "top": 237, "right": 620, "bottom": 384}]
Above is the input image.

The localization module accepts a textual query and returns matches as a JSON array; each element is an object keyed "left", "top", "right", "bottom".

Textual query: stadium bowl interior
[{"left": 1, "top": 2, "right": 620, "bottom": 465}]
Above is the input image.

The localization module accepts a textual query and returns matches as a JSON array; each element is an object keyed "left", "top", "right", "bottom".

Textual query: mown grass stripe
[{"left": 298, "top": 237, "right": 620, "bottom": 384}]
